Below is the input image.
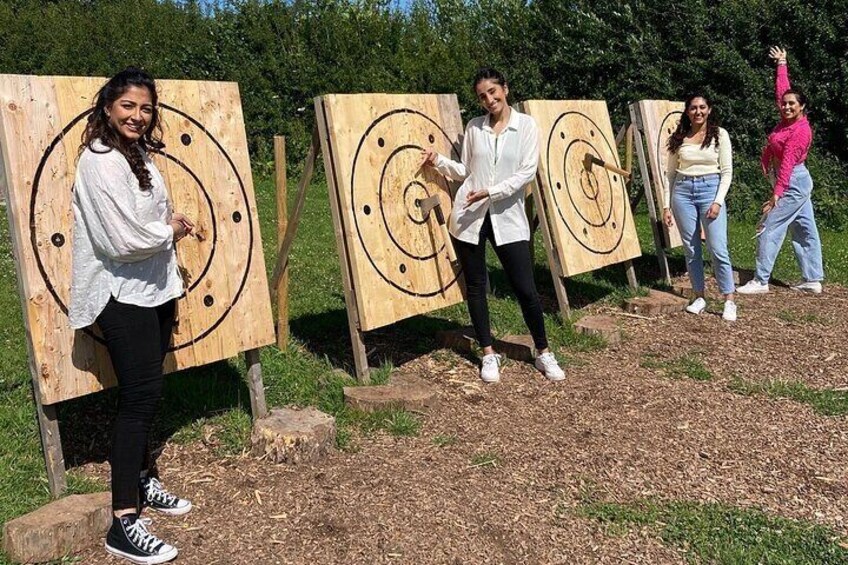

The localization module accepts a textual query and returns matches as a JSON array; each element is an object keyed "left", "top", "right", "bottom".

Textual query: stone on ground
[
  {"left": 3, "top": 492, "right": 111, "bottom": 564},
  {"left": 435, "top": 328, "right": 534, "bottom": 362},
  {"left": 623, "top": 290, "right": 688, "bottom": 316},
  {"left": 574, "top": 315, "right": 622, "bottom": 345},
  {"left": 251, "top": 407, "right": 336, "bottom": 464},
  {"left": 344, "top": 373, "right": 437, "bottom": 413}
]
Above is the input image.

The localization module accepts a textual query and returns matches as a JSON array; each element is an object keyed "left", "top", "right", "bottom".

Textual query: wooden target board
[
  {"left": 0, "top": 75, "right": 275, "bottom": 405},
  {"left": 521, "top": 100, "right": 641, "bottom": 277},
  {"left": 638, "top": 100, "right": 684, "bottom": 249},
  {"left": 315, "top": 94, "right": 464, "bottom": 331}
]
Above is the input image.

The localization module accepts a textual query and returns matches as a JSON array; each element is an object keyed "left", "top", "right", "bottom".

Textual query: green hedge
[{"left": 0, "top": 0, "right": 845, "bottom": 227}]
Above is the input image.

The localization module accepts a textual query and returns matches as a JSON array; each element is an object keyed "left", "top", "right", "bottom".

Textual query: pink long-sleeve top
[{"left": 760, "top": 63, "right": 812, "bottom": 197}]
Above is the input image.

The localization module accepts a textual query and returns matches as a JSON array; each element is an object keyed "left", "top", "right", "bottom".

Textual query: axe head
[
  {"left": 583, "top": 152, "right": 603, "bottom": 172},
  {"left": 418, "top": 194, "right": 446, "bottom": 224}
]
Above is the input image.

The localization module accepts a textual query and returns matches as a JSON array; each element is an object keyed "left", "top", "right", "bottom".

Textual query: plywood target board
[
  {"left": 521, "top": 100, "right": 641, "bottom": 277},
  {"left": 315, "top": 94, "right": 464, "bottom": 331},
  {"left": 0, "top": 75, "right": 275, "bottom": 405},
  {"left": 638, "top": 100, "right": 684, "bottom": 249}
]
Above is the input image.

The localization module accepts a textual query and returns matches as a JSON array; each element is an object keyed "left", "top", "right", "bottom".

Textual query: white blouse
[
  {"left": 433, "top": 108, "right": 540, "bottom": 246},
  {"left": 69, "top": 140, "right": 182, "bottom": 329},
  {"left": 664, "top": 127, "right": 733, "bottom": 208}
]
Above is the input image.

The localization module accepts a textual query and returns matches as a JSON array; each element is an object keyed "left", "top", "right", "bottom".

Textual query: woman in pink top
[{"left": 738, "top": 46, "right": 824, "bottom": 294}]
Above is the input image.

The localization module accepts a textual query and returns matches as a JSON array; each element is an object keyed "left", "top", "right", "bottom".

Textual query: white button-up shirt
[
  {"left": 434, "top": 108, "right": 540, "bottom": 246},
  {"left": 69, "top": 140, "right": 183, "bottom": 329}
]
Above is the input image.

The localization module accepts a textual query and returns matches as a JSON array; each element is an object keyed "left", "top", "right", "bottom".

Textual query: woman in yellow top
[{"left": 663, "top": 93, "right": 736, "bottom": 321}]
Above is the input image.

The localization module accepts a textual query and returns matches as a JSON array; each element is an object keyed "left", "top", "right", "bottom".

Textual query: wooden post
[
  {"left": 243, "top": 348, "right": 268, "bottom": 420},
  {"left": 273, "top": 136, "right": 289, "bottom": 349},
  {"left": 36, "top": 401, "right": 66, "bottom": 496},
  {"left": 629, "top": 103, "right": 672, "bottom": 285},
  {"left": 315, "top": 100, "right": 370, "bottom": 383},
  {"left": 529, "top": 176, "right": 570, "bottom": 320},
  {"left": 620, "top": 125, "right": 639, "bottom": 292}
]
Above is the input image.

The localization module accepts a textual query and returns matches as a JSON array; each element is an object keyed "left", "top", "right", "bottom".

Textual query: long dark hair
[
  {"left": 667, "top": 93, "right": 720, "bottom": 154},
  {"left": 783, "top": 88, "right": 809, "bottom": 114},
  {"left": 81, "top": 67, "right": 164, "bottom": 191}
]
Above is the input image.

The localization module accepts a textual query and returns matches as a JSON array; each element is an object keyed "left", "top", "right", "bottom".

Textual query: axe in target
[
  {"left": 418, "top": 195, "right": 458, "bottom": 263},
  {"left": 583, "top": 152, "right": 631, "bottom": 179}
]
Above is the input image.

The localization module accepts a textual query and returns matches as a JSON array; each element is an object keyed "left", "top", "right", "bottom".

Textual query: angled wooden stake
[
  {"left": 243, "top": 348, "right": 268, "bottom": 420},
  {"left": 618, "top": 124, "right": 639, "bottom": 291},
  {"left": 271, "top": 126, "right": 320, "bottom": 292},
  {"left": 529, "top": 175, "right": 570, "bottom": 320},
  {"left": 629, "top": 103, "right": 671, "bottom": 285},
  {"left": 274, "top": 136, "right": 289, "bottom": 349}
]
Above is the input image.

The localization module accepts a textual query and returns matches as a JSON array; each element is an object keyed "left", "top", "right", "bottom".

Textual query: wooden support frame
[
  {"left": 629, "top": 103, "right": 672, "bottom": 285},
  {"left": 314, "top": 102, "right": 370, "bottom": 382},
  {"left": 274, "top": 136, "right": 289, "bottom": 349},
  {"left": 529, "top": 173, "right": 571, "bottom": 320}
]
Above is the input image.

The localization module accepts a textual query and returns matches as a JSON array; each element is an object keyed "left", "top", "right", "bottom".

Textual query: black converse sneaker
[
  {"left": 140, "top": 476, "right": 192, "bottom": 516},
  {"left": 105, "top": 514, "right": 178, "bottom": 564}
]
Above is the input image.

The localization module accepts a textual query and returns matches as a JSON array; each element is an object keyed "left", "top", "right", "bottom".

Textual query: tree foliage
[{"left": 0, "top": 0, "right": 845, "bottom": 226}]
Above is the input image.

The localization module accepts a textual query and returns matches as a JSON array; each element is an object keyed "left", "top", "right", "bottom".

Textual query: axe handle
[
  {"left": 598, "top": 159, "right": 631, "bottom": 178},
  {"left": 430, "top": 206, "right": 457, "bottom": 263}
]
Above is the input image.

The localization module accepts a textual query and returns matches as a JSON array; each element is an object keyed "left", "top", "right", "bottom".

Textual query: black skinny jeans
[
  {"left": 453, "top": 214, "right": 548, "bottom": 351},
  {"left": 96, "top": 298, "right": 175, "bottom": 511}
]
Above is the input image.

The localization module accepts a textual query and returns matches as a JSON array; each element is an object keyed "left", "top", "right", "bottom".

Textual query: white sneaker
[
  {"left": 791, "top": 281, "right": 822, "bottom": 294},
  {"left": 480, "top": 353, "right": 501, "bottom": 383},
  {"left": 722, "top": 300, "right": 737, "bottom": 322},
  {"left": 534, "top": 352, "right": 565, "bottom": 382},
  {"left": 685, "top": 297, "right": 707, "bottom": 315},
  {"left": 737, "top": 280, "right": 770, "bottom": 294}
]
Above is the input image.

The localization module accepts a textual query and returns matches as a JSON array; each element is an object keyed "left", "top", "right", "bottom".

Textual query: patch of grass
[
  {"left": 640, "top": 351, "right": 712, "bottom": 382},
  {"left": 469, "top": 451, "right": 499, "bottom": 468},
  {"left": 432, "top": 434, "right": 457, "bottom": 447},
  {"left": 369, "top": 360, "right": 394, "bottom": 386},
  {"left": 578, "top": 499, "right": 848, "bottom": 564},
  {"left": 350, "top": 408, "right": 421, "bottom": 437},
  {"left": 776, "top": 309, "right": 826, "bottom": 325},
  {"left": 729, "top": 377, "right": 848, "bottom": 416}
]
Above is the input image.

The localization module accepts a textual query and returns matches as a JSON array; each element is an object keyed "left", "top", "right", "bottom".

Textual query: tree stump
[
  {"left": 623, "top": 290, "right": 688, "bottom": 316},
  {"left": 574, "top": 315, "right": 622, "bottom": 345},
  {"left": 3, "top": 492, "right": 111, "bottom": 564},
  {"left": 344, "top": 373, "right": 437, "bottom": 413},
  {"left": 250, "top": 407, "right": 336, "bottom": 464}
]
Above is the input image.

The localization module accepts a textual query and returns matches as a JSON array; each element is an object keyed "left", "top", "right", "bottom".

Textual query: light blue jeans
[
  {"left": 671, "top": 173, "right": 735, "bottom": 295},
  {"left": 755, "top": 165, "right": 824, "bottom": 284}
]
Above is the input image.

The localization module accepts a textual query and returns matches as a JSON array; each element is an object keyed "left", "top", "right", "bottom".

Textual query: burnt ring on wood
[
  {"left": 349, "top": 107, "right": 463, "bottom": 298},
  {"left": 545, "top": 110, "right": 629, "bottom": 256},
  {"left": 30, "top": 103, "right": 255, "bottom": 352},
  {"left": 50, "top": 233, "right": 65, "bottom": 247}
]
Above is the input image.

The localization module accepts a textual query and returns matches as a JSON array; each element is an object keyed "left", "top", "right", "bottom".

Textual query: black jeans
[
  {"left": 96, "top": 298, "right": 175, "bottom": 511},
  {"left": 453, "top": 214, "right": 548, "bottom": 351}
]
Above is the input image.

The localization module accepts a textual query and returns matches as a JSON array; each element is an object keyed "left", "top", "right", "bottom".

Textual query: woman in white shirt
[
  {"left": 70, "top": 68, "right": 193, "bottom": 564},
  {"left": 663, "top": 93, "right": 737, "bottom": 321},
  {"left": 421, "top": 67, "right": 564, "bottom": 383}
]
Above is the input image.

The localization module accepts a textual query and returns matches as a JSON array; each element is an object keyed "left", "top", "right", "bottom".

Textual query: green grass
[
  {"left": 3, "top": 173, "right": 848, "bottom": 561},
  {"left": 729, "top": 377, "right": 848, "bottom": 417},
  {"left": 776, "top": 309, "right": 826, "bottom": 325},
  {"left": 578, "top": 499, "right": 848, "bottom": 564},
  {"left": 640, "top": 351, "right": 713, "bottom": 381},
  {"left": 469, "top": 451, "right": 500, "bottom": 468},
  {"left": 432, "top": 434, "right": 457, "bottom": 447},
  {"left": 347, "top": 408, "right": 421, "bottom": 438}
]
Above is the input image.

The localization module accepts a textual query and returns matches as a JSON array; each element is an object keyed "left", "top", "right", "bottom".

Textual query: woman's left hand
[
  {"left": 464, "top": 188, "right": 490, "bottom": 208},
  {"left": 762, "top": 194, "right": 779, "bottom": 214},
  {"left": 705, "top": 203, "right": 721, "bottom": 220}
]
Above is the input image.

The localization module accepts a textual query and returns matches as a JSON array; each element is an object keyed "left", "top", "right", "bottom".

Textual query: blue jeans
[
  {"left": 671, "top": 173, "right": 735, "bottom": 295},
  {"left": 755, "top": 165, "right": 824, "bottom": 284}
]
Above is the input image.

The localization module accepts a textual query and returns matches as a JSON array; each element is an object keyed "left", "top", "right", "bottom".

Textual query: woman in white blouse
[
  {"left": 663, "top": 93, "right": 737, "bottom": 321},
  {"left": 421, "top": 67, "right": 564, "bottom": 383},
  {"left": 70, "top": 68, "right": 193, "bottom": 564}
]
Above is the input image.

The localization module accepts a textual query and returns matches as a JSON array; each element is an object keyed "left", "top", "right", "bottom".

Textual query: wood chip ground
[{"left": 74, "top": 280, "right": 848, "bottom": 564}]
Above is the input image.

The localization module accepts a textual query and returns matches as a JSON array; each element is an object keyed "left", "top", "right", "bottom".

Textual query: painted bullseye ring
[
  {"left": 657, "top": 110, "right": 683, "bottom": 172},
  {"left": 350, "top": 108, "right": 462, "bottom": 297},
  {"left": 545, "top": 111, "right": 629, "bottom": 255},
  {"left": 29, "top": 103, "right": 253, "bottom": 351}
]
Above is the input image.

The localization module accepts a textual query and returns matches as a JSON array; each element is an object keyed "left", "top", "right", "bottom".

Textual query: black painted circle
[
  {"left": 363, "top": 205, "right": 371, "bottom": 215},
  {"left": 378, "top": 137, "right": 385, "bottom": 147},
  {"left": 29, "top": 104, "right": 254, "bottom": 351},
  {"left": 428, "top": 134, "right": 435, "bottom": 144},
  {"left": 545, "top": 111, "right": 629, "bottom": 255},
  {"left": 403, "top": 181, "right": 430, "bottom": 226},
  {"left": 232, "top": 211, "right": 242, "bottom": 223},
  {"left": 399, "top": 264, "right": 406, "bottom": 273},
  {"left": 180, "top": 133, "right": 192, "bottom": 146},
  {"left": 51, "top": 233, "right": 65, "bottom": 247},
  {"left": 349, "top": 108, "right": 462, "bottom": 297},
  {"left": 203, "top": 295, "right": 214, "bottom": 307}
]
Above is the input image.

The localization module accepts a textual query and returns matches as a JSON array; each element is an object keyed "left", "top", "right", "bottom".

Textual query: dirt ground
[{"left": 77, "top": 281, "right": 848, "bottom": 564}]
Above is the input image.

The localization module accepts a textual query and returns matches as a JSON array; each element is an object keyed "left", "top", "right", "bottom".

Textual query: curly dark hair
[
  {"left": 666, "top": 93, "right": 720, "bottom": 155},
  {"left": 80, "top": 67, "right": 164, "bottom": 191}
]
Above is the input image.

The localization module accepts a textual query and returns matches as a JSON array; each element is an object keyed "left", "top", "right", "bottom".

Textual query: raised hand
[{"left": 769, "top": 46, "right": 787, "bottom": 64}]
